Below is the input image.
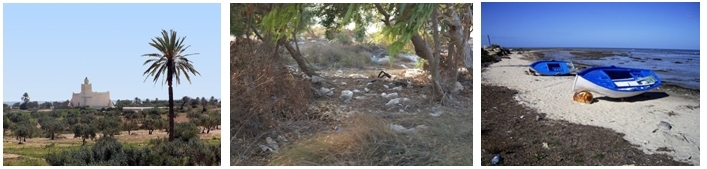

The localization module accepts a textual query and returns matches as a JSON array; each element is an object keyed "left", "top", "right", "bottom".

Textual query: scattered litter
[
  {"left": 491, "top": 154, "right": 502, "bottom": 165},
  {"left": 384, "top": 92, "right": 398, "bottom": 99},
  {"left": 334, "top": 126, "right": 342, "bottom": 132},
  {"left": 542, "top": 142, "right": 550, "bottom": 149},
  {"left": 352, "top": 89, "right": 361, "bottom": 93},
  {"left": 341, "top": 82, "right": 347, "bottom": 85},
  {"left": 384, "top": 84, "right": 389, "bottom": 89},
  {"left": 520, "top": 115, "right": 524, "bottom": 119},
  {"left": 354, "top": 96, "right": 367, "bottom": 100},
  {"left": 535, "top": 115, "right": 542, "bottom": 121},
  {"left": 266, "top": 137, "right": 279, "bottom": 150},
  {"left": 430, "top": 110, "right": 444, "bottom": 117},
  {"left": 389, "top": 124, "right": 418, "bottom": 134},
  {"left": 364, "top": 88, "right": 370, "bottom": 93},
  {"left": 385, "top": 98, "right": 400, "bottom": 106},
  {"left": 277, "top": 135, "right": 288, "bottom": 142},
  {"left": 259, "top": 144, "right": 274, "bottom": 152}
]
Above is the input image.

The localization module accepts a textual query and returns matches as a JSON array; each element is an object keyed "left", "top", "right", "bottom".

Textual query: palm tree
[{"left": 142, "top": 29, "right": 201, "bottom": 141}]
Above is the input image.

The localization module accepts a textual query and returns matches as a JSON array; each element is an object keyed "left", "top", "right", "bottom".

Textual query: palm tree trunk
[{"left": 168, "top": 62, "right": 175, "bottom": 142}]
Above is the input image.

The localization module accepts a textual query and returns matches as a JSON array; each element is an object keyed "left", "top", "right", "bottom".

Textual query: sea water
[{"left": 540, "top": 48, "right": 700, "bottom": 90}]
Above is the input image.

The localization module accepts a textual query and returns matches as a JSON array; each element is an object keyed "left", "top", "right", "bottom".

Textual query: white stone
[
  {"left": 364, "top": 88, "right": 370, "bottom": 93},
  {"left": 340, "top": 90, "right": 353, "bottom": 102},
  {"left": 391, "top": 86, "right": 403, "bottom": 91}
]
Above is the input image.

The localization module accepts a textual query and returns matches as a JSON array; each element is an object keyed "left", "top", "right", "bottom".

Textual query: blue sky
[
  {"left": 3, "top": 3, "right": 221, "bottom": 102},
  {"left": 481, "top": 2, "right": 699, "bottom": 50}
]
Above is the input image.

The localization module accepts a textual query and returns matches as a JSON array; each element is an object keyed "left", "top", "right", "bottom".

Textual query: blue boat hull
[
  {"left": 529, "top": 60, "right": 573, "bottom": 76},
  {"left": 572, "top": 66, "right": 662, "bottom": 98}
]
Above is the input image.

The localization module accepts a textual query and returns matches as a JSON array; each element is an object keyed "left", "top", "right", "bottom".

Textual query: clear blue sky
[
  {"left": 481, "top": 2, "right": 699, "bottom": 50},
  {"left": 3, "top": 3, "right": 221, "bottom": 102}
]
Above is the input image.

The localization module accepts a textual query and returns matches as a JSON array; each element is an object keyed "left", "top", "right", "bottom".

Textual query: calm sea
[{"left": 536, "top": 48, "right": 700, "bottom": 90}]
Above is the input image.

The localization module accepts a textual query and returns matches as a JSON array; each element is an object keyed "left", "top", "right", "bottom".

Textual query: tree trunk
[
  {"left": 82, "top": 138, "right": 86, "bottom": 146},
  {"left": 51, "top": 133, "right": 55, "bottom": 140},
  {"left": 167, "top": 61, "right": 175, "bottom": 142},
  {"left": 430, "top": 8, "right": 445, "bottom": 101},
  {"left": 280, "top": 39, "right": 317, "bottom": 76}
]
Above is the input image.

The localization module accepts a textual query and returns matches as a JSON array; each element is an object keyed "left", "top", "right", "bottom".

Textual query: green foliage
[
  {"left": 73, "top": 123, "right": 97, "bottom": 145},
  {"left": 3, "top": 115, "right": 12, "bottom": 132},
  {"left": 123, "top": 121, "right": 139, "bottom": 135},
  {"left": 142, "top": 115, "right": 165, "bottom": 135},
  {"left": 174, "top": 122, "right": 199, "bottom": 141},
  {"left": 381, "top": 4, "right": 436, "bottom": 58},
  {"left": 46, "top": 136, "right": 220, "bottom": 166},
  {"left": 333, "top": 32, "right": 353, "bottom": 46},
  {"left": 261, "top": 4, "right": 305, "bottom": 42},
  {"left": 97, "top": 115, "right": 122, "bottom": 137},
  {"left": 142, "top": 29, "right": 201, "bottom": 86},
  {"left": 38, "top": 116, "right": 66, "bottom": 140}
]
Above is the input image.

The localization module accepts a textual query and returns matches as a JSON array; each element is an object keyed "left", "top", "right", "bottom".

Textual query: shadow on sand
[{"left": 593, "top": 92, "right": 670, "bottom": 103}]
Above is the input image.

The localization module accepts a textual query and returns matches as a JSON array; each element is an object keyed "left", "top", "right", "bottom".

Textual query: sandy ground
[{"left": 482, "top": 53, "right": 700, "bottom": 165}]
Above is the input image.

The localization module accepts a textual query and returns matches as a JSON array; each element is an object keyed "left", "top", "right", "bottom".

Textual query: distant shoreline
[
  {"left": 522, "top": 49, "right": 700, "bottom": 93},
  {"left": 489, "top": 46, "right": 700, "bottom": 51}
]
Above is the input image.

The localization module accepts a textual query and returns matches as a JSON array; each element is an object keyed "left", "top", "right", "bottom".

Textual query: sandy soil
[{"left": 482, "top": 52, "right": 700, "bottom": 165}]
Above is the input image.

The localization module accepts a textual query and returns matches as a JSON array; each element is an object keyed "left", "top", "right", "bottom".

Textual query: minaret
[{"left": 82, "top": 77, "right": 92, "bottom": 93}]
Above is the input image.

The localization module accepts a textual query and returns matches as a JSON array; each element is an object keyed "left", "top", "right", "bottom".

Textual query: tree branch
[{"left": 374, "top": 3, "right": 392, "bottom": 26}]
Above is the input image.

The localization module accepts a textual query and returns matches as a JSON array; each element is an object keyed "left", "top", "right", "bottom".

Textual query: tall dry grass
[
  {"left": 268, "top": 111, "right": 472, "bottom": 166},
  {"left": 230, "top": 39, "right": 315, "bottom": 164}
]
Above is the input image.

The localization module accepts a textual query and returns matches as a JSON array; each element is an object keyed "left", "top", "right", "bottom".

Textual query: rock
[
  {"left": 403, "top": 69, "right": 425, "bottom": 78},
  {"left": 341, "top": 82, "right": 347, "bottom": 85},
  {"left": 381, "top": 92, "right": 387, "bottom": 97},
  {"left": 354, "top": 96, "right": 367, "bottom": 100},
  {"left": 391, "top": 86, "right": 403, "bottom": 91},
  {"left": 384, "top": 84, "right": 389, "bottom": 89},
  {"left": 452, "top": 81, "right": 464, "bottom": 93},
  {"left": 658, "top": 121, "right": 672, "bottom": 130},
  {"left": 340, "top": 90, "right": 353, "bottom": 102},
  {"left": 430, "top": 110, "right": 444, "bottom": 117},
  {"left": 364, "top": 88, "right": 370, "bottom": 93},
  {"left": 319, "top": 87, "right": 334, "bottom": 96},
  {"left": 311, "top": 75, "right": 325, "bottom": 83},
  {"left": 352, "top": 89, "right": 361, "bottom": 93},
  {"left": 385, "top": 98, "right": 400, "bottom": 106}
]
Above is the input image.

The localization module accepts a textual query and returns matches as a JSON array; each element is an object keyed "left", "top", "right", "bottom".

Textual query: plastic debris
[{"left": 492, "top": 154, "right": 502, "bottom": 165}]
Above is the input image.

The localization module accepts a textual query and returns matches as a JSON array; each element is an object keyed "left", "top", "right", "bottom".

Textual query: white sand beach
[{"left": 482, "top": 52, "right": 700, "bottom": 165}]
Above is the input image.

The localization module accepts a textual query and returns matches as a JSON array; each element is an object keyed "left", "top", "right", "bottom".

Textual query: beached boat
[
  {"left": 573, "top": 66, "right": 662, "bottom": 98},
  {"left": 528, "top": 60, "right": 575, "bottom": 76}
]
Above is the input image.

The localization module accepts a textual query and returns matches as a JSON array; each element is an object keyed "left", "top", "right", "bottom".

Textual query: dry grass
[
  {"left": 300, "top": 41, "right": 374, "bottom": 69},
  {"left": 268, "top": 110, "right": 472, "bottom": 166}
]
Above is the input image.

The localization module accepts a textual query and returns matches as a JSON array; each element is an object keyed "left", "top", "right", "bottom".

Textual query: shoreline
[
  {"left": 522, "top": 50, "right": 700, "bottom": 92},
  {"left": 481, "top": 51, "right": 700, "bottom": 165}
]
